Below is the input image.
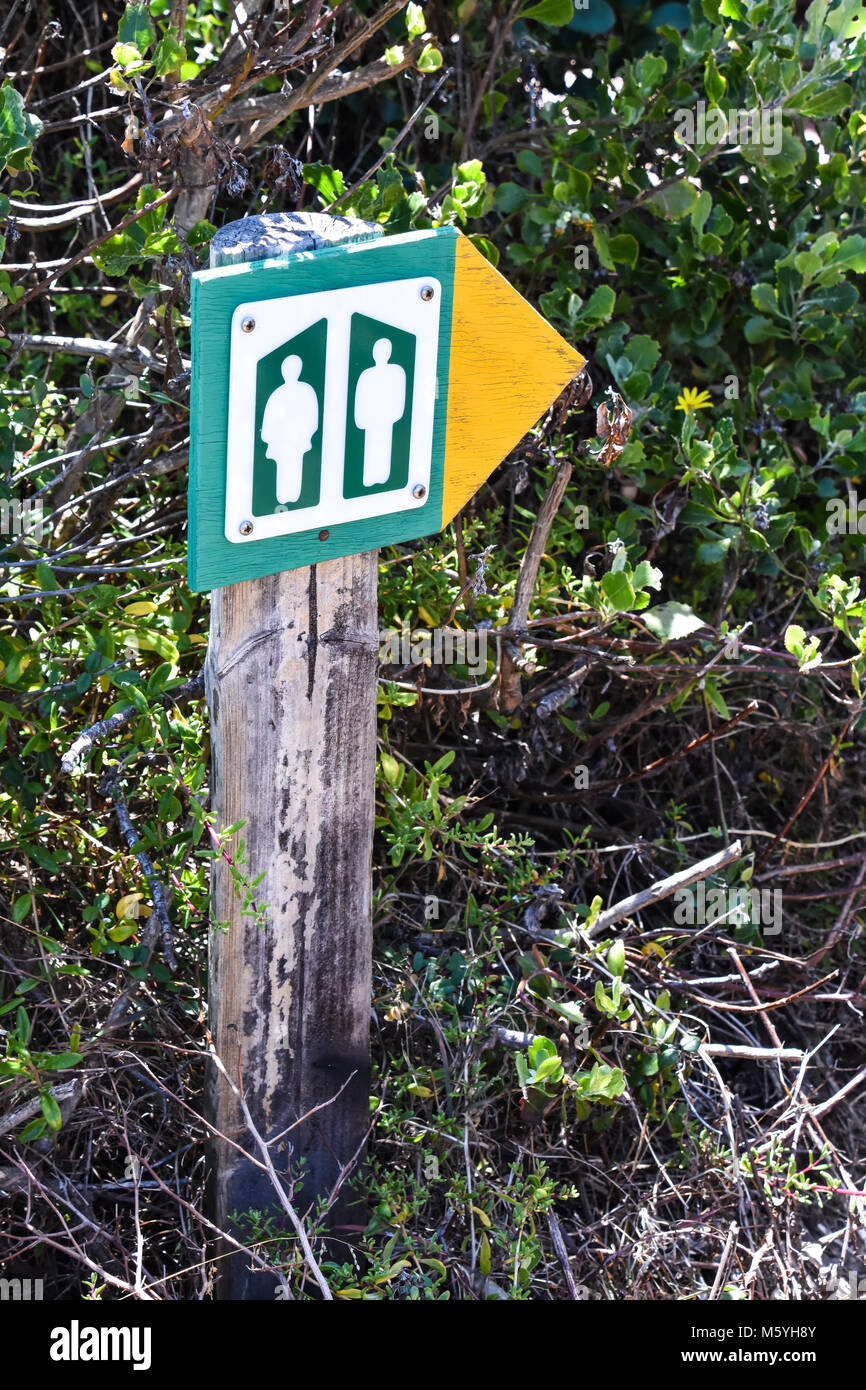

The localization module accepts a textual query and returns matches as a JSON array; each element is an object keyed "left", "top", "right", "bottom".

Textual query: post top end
[{"left": 210, "top": 212, "right": 383, "bottom": 268}]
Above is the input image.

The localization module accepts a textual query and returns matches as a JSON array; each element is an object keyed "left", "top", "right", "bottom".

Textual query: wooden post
[{"left": 205, "top": 214, "right": 381, "bottom": 1300}]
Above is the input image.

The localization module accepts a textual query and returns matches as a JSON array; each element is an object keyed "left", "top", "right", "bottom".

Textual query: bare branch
[
  {"left": 10, "top": 332, "right": 162, "bottom": 371},
  {"left": 9, "top": 173, "right": 143, "bottom": 228},
  {"left": 101, "top": 772, "right": 179, "bottom": 973},
  {"left": 60, "top": 673, "right": 204, "bottom": 775},
  {"left": 207, "top": 1046, "right": 334, "bottom": 1300},
  {"left": 497, "top": 456, "right": 573, "bottom": 714},
  {"left": 232, "top": 1, "right": 416, "bottom": 145},
  {"left": 584, "top": 840, "right": 744, "bottom": 939}
]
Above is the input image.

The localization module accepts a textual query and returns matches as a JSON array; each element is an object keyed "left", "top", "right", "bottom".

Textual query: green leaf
[
  {"left": 158, "top": 791, "right": 182, "bottom": 821},
  {"left": 691, "top": 189, "right": 712, "bottom": 238},
  {"left": 40, "top": 1090, "right": 63, "bottom": 1131},
  {"left": 523, "top": 0, "right": 574, "bottom": 23},
  {"left": 601, "top": 1066, "right": 625, "bottom": 1097},
  {"left": 468, "top": 234, "right": 499, "bottom": 265},
  {"left": 578, "top": 284, "right": 616, "bottom": 326},
  {"left": 12, "top": 893, "right": 32, "bottom": 923},
  {"left": 592, "top": 225, "right": 614, "bottom": 271},
  {"left": 625, "top": 336, "right": 661, "bottom": 374},
  {"left": 406, "top": 2, "right": 427, "bottom": 37},
  {"left": 632, "top": 560, "right": 662, "bottom": 592},
  {"left": 647, "top": 179, "right": 700, "bottom": 220},
  {"left": 108, "top": 922, "right": 139, "bottom": 941},
  {"left": 429, "top": 749, "right": 456, "bottom": 775},
  {"left": 118, "top": 2, "right": 155, "bottom": 53},
  {"left": 703, "top": 677, "right": 730, "bottom": 719},
  {"left": 642, "top": 602, "right": 708, "bottom": 642},
  {"left": 585, "top": 895, "right": 603, "bottom": 929},
  {"left": 495, "top": 181, "right": 528, "bottom": 214},
  {"left": 833, "top": 235, "right": 866, "bottom": 274},
  {"left": 18, "top": 1118, "right": 47, "bottom": 1142},
  {"left": 637, "top": 53, "right": 667, "bottom": 91},
  {"left": 39, "top": 1052, "right": 84, "bottom": 1070},
  {"left": 548, "top": 999, "right": 586, "bottom": 1026},
  {"left": 0, "top": 83, "right": 44, "bottom": 173},
  {"left": 417, "top": 43, "right": 443, "bottom": 71},
  {"left": 608, "top": 233, "right": 639, "bottom": 268},
  {"left": 577, "top": 1062, "right": 625, "bottom": 1098},
  {"left": 601, "top": 570, "right": 636, "bottom": 611},
  {"left": 380, "top": 750, "right": 401, "bottom": 787},
  {"left": 794, "top": 251, "right": 823, "bottom": 282},
  {"left": 302, "top": 162, "right": 345, "bottom": 204},
  {"left": 529, "top": 1036, "right": 558, "bottom": 1065},
  {"left": 111, "top": 41, "right": 149, "bottom": 71},
  {"left": 755, "top": 129, "right": 805, "bottom": 177},
  {"left": 153, "top": 31, "right": 187, "bottom": 78},
  {"left": 606, "top": 938, "right": 626, "bottom": 977},
  {"left": 751, "top": 283, "right": 778, "bottom": 315},
  {"left": 796, "top": 81, "right": 852, "bottom": 117},
  {"left": 744, "top": 316, "right": 778, "bottom": 343},
  {"left": 651, "top": 1, "right": 692, "bottom": 25},
  {"left": 802, "top": 281, "right": 857, "bottom": 314},
  {"left": 698, "top": 540, "right": 729, "bottom": 564},
  {"left": 533, "top": 1054, "right": 564, "bottom": 1082},
  {"left": 825, "top": 0, "right": 866, "bottom": 37},
  {"left": 517, "top": 149, "right": 544, "bottom": 177},
  {"left": 704, "top": 54, "right": 726, "bottom": 105},
  {"left": 594, "top": 980, "right": 614, "bottom": 1014},
  {"left": 186, "top": 219, "right": 217, "bottom": 249}
]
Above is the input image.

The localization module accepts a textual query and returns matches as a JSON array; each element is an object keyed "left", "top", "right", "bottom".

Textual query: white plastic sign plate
[{"left": 224, "top": 276, "right": 441, "bottom": 544}]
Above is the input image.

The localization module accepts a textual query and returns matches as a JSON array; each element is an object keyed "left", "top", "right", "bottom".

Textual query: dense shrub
[{"left": 1, "top": 0, "right": 864, "bottom": 1299}]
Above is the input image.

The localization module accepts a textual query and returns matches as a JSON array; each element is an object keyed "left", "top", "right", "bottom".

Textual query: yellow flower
[{"left": 676, "top": 386, "right": 714, "bottom": 413}]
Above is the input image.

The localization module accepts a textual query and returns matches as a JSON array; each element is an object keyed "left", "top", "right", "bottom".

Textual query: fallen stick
[
  {"left": 800, "top": 1063, "right": 866, "bottom": 1124},
  {"left": 0, "top": 1079, "right": 81, "bottom": 1137},
  {"left": 701, "top": 1045, "right": 805, "bottom": 1061},
  {"left": 584, "top": 839, "right": 743, "bottom": 938}
]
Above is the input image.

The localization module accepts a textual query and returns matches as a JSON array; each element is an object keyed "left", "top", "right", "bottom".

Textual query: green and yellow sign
[{"left": 188, "top": 226, "right": 584, "bottom": 591}]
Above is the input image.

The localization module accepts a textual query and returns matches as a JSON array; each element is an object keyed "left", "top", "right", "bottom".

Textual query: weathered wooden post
[
  {"left": 203, "top": 214, "right": 382, "bottom": 1300},
  {"left": 188, "top": 213, "right": 585, "bottom": 1299}
]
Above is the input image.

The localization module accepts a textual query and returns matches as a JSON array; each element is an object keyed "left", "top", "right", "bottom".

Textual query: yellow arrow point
[{"left": 441, "top": 233, "right": 586, "bottom": 526}]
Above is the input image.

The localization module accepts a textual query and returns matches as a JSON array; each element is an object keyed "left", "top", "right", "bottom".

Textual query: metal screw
[
  {"left": 241, "top": 317, "right": 256, "bottom": 333},
  {"left": 419, "top": 285, "right": 435, "bottom": 302},
  {"left": 412, "top": 484, "right": 427, "bottom": 500},
  {"left": 319, "top": 529, "right": 330, "bottom": 541},
  {"left": 239, "top": 520, "right": 254, "bottom": 536}
]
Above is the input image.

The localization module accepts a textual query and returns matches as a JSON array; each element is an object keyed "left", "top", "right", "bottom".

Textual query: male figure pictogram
[
  {"left": 353, "top": 338, "right": 406, "bottom": 487},
  {"left": 260, "top": 355, "right": 319, "bottom": 505}
]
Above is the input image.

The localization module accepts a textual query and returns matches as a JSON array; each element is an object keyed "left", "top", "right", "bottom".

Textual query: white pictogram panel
[{"left": 225, "top": 275, "right": 441, "bottom": 543}]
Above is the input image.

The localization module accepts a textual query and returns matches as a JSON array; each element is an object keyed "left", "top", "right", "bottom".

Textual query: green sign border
[{"left": 188, "top": 226, "right": 458, "bottom": 592}]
